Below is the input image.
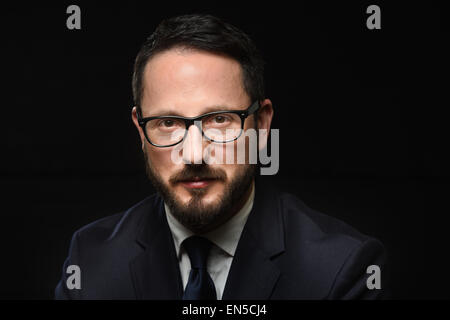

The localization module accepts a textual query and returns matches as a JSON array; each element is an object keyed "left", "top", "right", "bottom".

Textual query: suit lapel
[
  {"left": 129, "top": 195, "right": 183, "bottom": 299},
  {"left": 222, "top": 181, "right": 285, "bottom": 299},
  {"left": 222, "top": 230, "right": 281, "bottom": 299}
]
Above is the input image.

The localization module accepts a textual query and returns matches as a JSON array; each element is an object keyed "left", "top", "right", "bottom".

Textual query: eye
[
  {"left": 214, "top": 115, "right": 227, "bottom": 123},
  {"left": 153, "top": 118, "right": 183, "bottom": 131},
  {"left": 203, "top": 113, "right": 237, "bottom": 128},
  {"left": 161, "top": 119, "right": 175, "bottom": 127},
  {"left": 211, "top": 114, "right": 234, "bottom": 124},
  {"left": 157, "top": 118, "right": 183, "bottom": 128}
]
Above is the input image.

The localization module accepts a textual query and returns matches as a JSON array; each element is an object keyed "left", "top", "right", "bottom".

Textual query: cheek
[
  {"left": 214, "top": 164, "right": 248, "bottom": 193},
  {"left": 146, "top": 146, "right": 178, "bottom": 179},
  {"left": 240, "top": 130, "right": 258, "bottom": 165}
]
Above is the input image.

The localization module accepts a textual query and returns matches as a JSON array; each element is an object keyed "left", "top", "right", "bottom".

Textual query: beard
[{"left": 143, "top": 150, "right": 256, "bottom": 233}]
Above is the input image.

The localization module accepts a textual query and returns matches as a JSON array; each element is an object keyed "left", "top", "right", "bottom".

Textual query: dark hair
[{"left": 132, "top": 14, "right": 265, "bottom": 112}]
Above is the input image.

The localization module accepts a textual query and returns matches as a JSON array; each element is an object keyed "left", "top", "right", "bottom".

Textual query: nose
[{"left": 182, "top": 121, "right": 204, "bottom": 164}]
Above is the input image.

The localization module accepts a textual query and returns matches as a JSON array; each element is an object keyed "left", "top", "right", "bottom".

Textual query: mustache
[{"left": 169, "top": 164, "right": 227, "bottom": 184}]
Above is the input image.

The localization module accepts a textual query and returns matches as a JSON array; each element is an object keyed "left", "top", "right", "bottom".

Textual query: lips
[{"left": 178, "top": 177, "right": 217, "bottom": 189}]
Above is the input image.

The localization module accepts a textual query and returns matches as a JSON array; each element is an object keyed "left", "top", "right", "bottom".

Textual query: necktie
[{"left": 182, "top": 236, "right": 217, "bottom": 300}]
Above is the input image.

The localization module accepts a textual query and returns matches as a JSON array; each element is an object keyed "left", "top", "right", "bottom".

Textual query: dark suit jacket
[{"left": 55, "top": 182, "right": 388, "bottom": 299}]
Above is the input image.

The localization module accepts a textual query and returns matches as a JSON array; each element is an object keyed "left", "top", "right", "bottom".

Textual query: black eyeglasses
[{"left": 137, "top": 101, "right": 260, "bottom": 147}]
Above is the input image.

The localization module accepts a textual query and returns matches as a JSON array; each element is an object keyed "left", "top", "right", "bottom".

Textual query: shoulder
[
  {"left": 273, "top": 190, "right": 387, "bottom": 298},
  {"left": 71, "top": 193, "right": 162, "bottom": 250},
  {"left": 279, "top": 191, "right": 378, "bottom": 245},
  {"left": 55, "top": 194, "right": 163, "bottom": 299}
]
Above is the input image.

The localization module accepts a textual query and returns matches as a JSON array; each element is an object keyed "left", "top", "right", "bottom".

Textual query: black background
[{"left": 1, "top": 1, "right": 448, "bottom": 299}]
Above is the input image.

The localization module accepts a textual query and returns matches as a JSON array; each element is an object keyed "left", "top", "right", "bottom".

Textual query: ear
[
  {"left": 131, "top": 106, "right": 146, "bottom": 151},
  {"left": 257, "top": 99, "right": 274, "bottom": 151}
]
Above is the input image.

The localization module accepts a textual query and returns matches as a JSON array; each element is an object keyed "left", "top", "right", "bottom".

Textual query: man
[{"left": 55, "top": 14, "right": 387, "bottom": 300}]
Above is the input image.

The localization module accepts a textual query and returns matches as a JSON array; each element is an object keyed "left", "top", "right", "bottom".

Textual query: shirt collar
[{"left": 165, "top": 181, "right": 255, "bottom": 259}]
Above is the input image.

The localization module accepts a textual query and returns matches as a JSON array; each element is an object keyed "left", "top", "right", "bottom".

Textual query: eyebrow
[{"left": 145, "top": 105, "right": 239, "bottom": 118}]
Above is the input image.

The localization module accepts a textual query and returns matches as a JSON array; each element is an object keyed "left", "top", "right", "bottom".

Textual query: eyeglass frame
[{"left": 136, "top": 100, "right": 260, "bottom": 147}]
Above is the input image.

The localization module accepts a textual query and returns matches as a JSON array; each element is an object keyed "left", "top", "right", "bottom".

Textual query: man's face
[{"left": 132, "top": 48, "right": 268, "bottom": 233}]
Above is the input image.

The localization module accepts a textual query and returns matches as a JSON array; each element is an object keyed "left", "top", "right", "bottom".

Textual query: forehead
[{"left": 141, "top": 48, "right": 249, "bottom": 115}]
